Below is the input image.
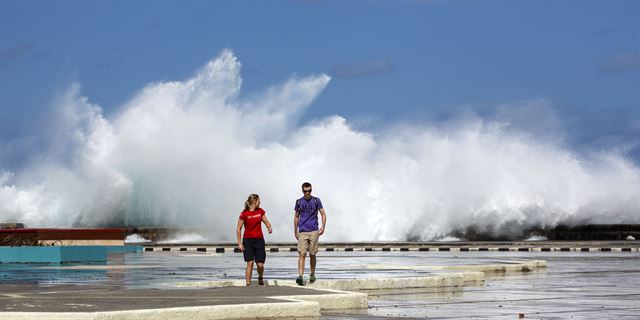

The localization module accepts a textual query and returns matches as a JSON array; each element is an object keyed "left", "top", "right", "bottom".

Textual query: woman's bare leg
[
  {"left": 246, "top": 261, "right": 254, "bottom": 285},
  {"left": 257, "top": 262, "right": 264, "bottom": 278}
]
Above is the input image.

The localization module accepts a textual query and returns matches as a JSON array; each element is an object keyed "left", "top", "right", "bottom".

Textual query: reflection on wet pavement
[{"left": 2, "top": 251, "right": 639, "bottom": 319}]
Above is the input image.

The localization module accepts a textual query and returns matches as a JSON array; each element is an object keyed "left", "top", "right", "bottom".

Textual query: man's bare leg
[
  {"left": 298, "top": 253, "right": 306, "bottom": 277},
  {"left": 297, "top": 253, "right": 306, "bottom": 285},
  {"left": 309, "top": 255, "right": 317, "bottom": 283},
  {"left": 310, "top": 255, "right": 316, "bottom": 274}
]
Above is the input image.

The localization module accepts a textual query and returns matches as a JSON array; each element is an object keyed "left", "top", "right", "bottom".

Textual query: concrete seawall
[{"left": 140, "top": 241, "right": 640, "bottom": 253}]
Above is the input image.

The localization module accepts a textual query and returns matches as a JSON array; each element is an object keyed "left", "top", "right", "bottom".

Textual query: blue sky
[{"left": 1, "top": 0, "right": 639, "bottom": 167}]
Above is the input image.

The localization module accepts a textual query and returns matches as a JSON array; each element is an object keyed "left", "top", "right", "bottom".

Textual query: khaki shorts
[{"left": 297, "top": 230, "right": 319, "bottom": 255}]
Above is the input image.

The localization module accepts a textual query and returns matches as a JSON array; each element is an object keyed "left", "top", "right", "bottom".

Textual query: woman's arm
[
  {"left": 262, "top": 215, "right": 273, "bottom": 234},
  {"left": 236, "top": 218, "right": 244, "bottom": 251}
]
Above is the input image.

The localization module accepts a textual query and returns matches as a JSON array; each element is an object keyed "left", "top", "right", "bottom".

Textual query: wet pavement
[
  {"left": 326, "top": 252, "right": 640, "bottom": 319},
  {"left": 0, "top": 284, "right": 332, "bottom": 312},
  {"left": 1, "top": 250, "right": 639, "bottom": 318}
]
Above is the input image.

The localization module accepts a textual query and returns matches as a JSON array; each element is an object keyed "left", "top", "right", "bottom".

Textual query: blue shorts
[{"left": 243, "top": 238, "right": 266, "bottom": 263}]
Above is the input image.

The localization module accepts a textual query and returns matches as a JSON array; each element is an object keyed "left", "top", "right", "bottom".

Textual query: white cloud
[{"left": 598, "top": 52, "right": 640, "bottom": 73}]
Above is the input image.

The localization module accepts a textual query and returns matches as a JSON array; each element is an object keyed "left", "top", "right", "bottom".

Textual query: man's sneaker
[
  {"left": 309, "top": 273, "right": 316, "bottom": 283},
  {"left": 258, "top": 276, "right": 264, "bottom": 286},
  {"left": 296, "top": 276, "right": 304, "bottom": 286}
]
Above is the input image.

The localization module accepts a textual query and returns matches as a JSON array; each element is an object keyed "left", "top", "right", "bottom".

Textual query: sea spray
[{"left": 1, "top": 50, "right": 638, "bottom": 241}]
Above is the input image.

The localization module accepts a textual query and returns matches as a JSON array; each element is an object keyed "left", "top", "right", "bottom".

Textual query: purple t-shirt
[{"left": 294, "top": 196, "right": 323, "bottom": 232}]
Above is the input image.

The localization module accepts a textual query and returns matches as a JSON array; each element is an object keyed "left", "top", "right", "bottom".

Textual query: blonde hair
[{"left": 243, "top": 194, "right": 260, "bottom": 212}]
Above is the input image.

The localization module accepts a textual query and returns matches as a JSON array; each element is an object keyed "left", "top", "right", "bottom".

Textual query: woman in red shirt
[{"left": 236, "top": 194, "right": 273, "bottom": 286}]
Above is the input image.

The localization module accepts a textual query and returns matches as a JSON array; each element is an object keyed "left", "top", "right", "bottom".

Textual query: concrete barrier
[
  {"left": 302, "top": 274, "right": 465, "bottom": 291},
  {"left": 176, "top": 261, "right": 543, "bottom": 293},
  {"left": 177, "top": 273, "right": 470, "bottom": 291},
  {"left": 0, "top": 301, "right": 320, "bottom": 320},
  {"left": 274, "top": 288, "right": 368, "bottom": 310},
  {"left": 353, "top": 260, "right": 545, "bottom": 274},
  {"left": 173, "top": 280, "right": 368, "bottom": 310},
  {"left": 142, "top": 241, "right": 640, "bottom": 253},
  {"left": 460, "top": 271, "right": 485, "bottom": 283},
  {"left": 443, "top": 260, "right": 547, "bottom": 273}
]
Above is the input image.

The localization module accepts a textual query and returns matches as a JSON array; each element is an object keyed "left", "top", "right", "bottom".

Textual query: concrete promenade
[
  {"left": 0, "top": 284, "right": 349, "bottom": 319},
  {"left": 1, "top": 259, "right": 544, "bottom": 319},
  {"left": 1, "top": 242, "right": 638, "bottom": 319}
]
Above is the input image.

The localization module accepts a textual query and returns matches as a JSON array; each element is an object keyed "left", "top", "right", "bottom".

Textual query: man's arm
[
  {"left": 319, "top": 208, "right": 327, "bottom": 236},
  {"left": 293, "top": 211, "right": 299, "bottom": 240}
]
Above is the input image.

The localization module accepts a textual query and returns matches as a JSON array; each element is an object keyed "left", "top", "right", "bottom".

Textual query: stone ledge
[
  {"left": 142, "top": 246, "right": 639, "bottom": 252},
  {"left": 0, "top": 301, "right": 320, "bottom": 320}
]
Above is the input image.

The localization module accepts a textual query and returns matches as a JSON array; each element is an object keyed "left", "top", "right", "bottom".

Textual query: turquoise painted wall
[{"left": 0, "top": 245, "right": 142, "bottom": 263}]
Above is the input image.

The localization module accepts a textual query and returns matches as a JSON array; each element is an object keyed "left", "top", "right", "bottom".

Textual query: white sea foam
[
  {"left": 434, "top": 236, "right": 463, "bottom": 242},
  {"left": 124, "top": 234, "right": 151, "bottom": 243},
  {"left": 1, "top": 50, "right": 638, "bottom": 241},
  {"left": 526, "top": 235, "right": 548, "bottom": 241},
  {"left": 158, "top": 232, "right": 207, "bottom": 244}
]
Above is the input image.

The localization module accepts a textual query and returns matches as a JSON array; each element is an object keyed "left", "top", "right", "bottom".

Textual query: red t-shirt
[{"left": 239, "top": 208, "right": 266, "bottom": 239}]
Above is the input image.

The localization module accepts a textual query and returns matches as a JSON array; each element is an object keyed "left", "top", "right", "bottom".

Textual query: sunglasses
[{"left": 303, "top": 189, "right": 312, "bottom": 193}]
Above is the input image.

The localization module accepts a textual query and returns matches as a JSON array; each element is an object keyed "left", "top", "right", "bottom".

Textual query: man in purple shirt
[{"left": 294, "top": 182, "right": 327, "bottom": 285}]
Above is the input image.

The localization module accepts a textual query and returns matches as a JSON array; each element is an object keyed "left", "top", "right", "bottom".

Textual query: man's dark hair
[{"left": 301, "top": 182, "right": 312, "bottom": 189}]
